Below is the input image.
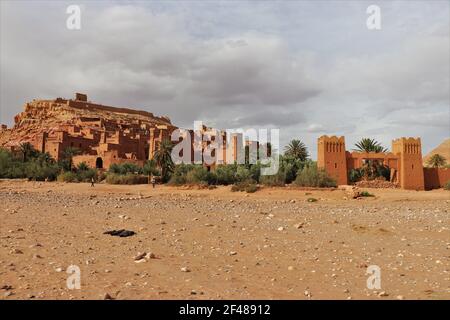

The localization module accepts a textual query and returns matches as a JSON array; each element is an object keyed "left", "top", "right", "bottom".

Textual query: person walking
[
  {"left": 91, "top": 177, "right": 95, "bottom": 187},
  {"left": 151, "top": 175, "right": 156, "bottom": 189}
]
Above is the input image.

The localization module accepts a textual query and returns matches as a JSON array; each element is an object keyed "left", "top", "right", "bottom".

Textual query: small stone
[
  {"left": 378, "top": 291, "right": 389, "bottom": 297},
  {"left": 134, "top": 252, "right": 146, "bottom": 261},
  {"left": 229, "top": 251, "right": 237, "bottom": 256},
  {"left": 181, "top": 267, "right": 191, "bottom": 273},
  {"left": 55, "top": 267, "right": 63, "bottom": 272},
  {"left": 145, "top": 252, "right": 156, "bottom": 259},
  {"left": 104, "top": 293, "right": 114, "bottom": 300},
  {"left": 396, "top": 295, "right": 404, "bottom": 300},
  {"left": 287, "top": 266, "right": 294, "bottom": 271},
  {"left": 4, "top": 291, "right": 13, "bottom": 297},
  {"left": 277, "top": 227, "right": 285, "bottom": 231},
  {"left": 135, "top": 259, "right": 147, "bottom": 264}
]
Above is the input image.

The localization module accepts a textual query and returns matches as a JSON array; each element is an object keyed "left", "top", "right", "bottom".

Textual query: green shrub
[
  {"left": 0, "top": 148, "right": 59, "bottom": 181},
  {"left": 1, "top": 148, "right": 61, "bottom": 181},
  {"left": 259, "top": 161, "right": 294, "bottom": 186},
  {"left": 105, "top": 173, "right": 148, "bottom": 185},
  {"left": 109, "top": 163, "right": 142, "bottom": 175},
  {"left": 360, "top": 191, "right": 375, "bottom": 197},
  {"left": 231, "top": 183, "right": 242, "bottom": 192},
  {"left": 260, "top": 172, "right": 285, "bottom": 186},
  {"left": 282, "top": 162, "right": 296, "bottom": 184},
  {"left": 168, "top": 172, "right": 187, "bottom": 185},
  {"left": 186, "top": 166, "right": 217, "bottom": 185},
  {"left": 143, "top": 160, "right": 159, "bottom": 176},
  {"left": 348, "top": 168, "right": 363, "bottom": 183},
  {"left": 6, "top": 165, "right": 27, "bottom": 179},
  {"left": 169, "top": 164, "right": 217, "bottom": 185},
  {"left": 77, "top": 168, "right": 97, "bottom": 182},
  {"left": 294, "top": 164, "right": 337, "bottom": 188},
  {"left": 307, "top": 197, "right": 318, "bottom": 202},
  {"left": 0, "top": 149, "right": 14, "bottom": 177},
  {"left": 97, "top": 171, "right": 107, "bottom": 182},
  {"left": 280, "top": 156, "right": 310, "bottom": 183},
  {"left": 258, "top": 158, "right": 309, "bottom": 186},
  {"left": 0, "top": 149, "right": 26, "bottom": 178},
  {"left": 443, "top": 180, "right": 450, "bottom": 190},
  {"left": 249, "top": 163, "right": 262, "bottom": 183},
  {"left": 25, "top": 161, "right": 60, "bottom": 181},
  {"left": 231, "top": 179, "right": 258, "bottom": 193},
  {"left": 77, "top": 162, "right": 89, "bottom": 171},
  {"left": 245, "top": 183, "right": 258, "bottom": 193},
  {"left": 215, "top": 165, "right": 237, "bottom": 185},
  {"left": 169, "top": 164, "right": 195, "bottom": 185},
  {"left": 236, "top": 166, "right": 251, "bottom": 182},
  {"left": 186, "top": 166, "right": 207, "bottom": 184},
  {"left": 57, "top": 172, "right": 78, "bottom": 182}
]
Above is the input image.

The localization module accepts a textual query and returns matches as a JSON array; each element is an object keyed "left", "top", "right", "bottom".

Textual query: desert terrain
[{"left": 0, "top": 180, "right": 449, "bottom": 300}]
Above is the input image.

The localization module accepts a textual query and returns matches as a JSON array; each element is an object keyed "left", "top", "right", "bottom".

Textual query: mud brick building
[
  {"left": 318, "top": 135, "right": 450, "bottom": 190},
  {"left": 0, "top": 93, "right": 243, "bottom": 170},
  {"left": 0, "top": 93, "right": 176, "bottom": 169}
]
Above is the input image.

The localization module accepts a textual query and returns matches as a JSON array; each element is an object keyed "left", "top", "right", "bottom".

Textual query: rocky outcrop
[{"left": 0, "top": 94, "right": 173, "bottom": 148}]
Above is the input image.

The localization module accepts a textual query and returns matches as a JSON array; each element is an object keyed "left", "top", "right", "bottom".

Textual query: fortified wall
[
  {"left": 318, "top": 135, "right": 448, "bottom": 190},
  {"left": 0, "top": 93, "right": 242, "bottom": 170}
]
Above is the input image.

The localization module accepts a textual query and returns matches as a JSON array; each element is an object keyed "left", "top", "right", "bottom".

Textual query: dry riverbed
[{"left": 0, "top": 180, "right": 449, "bottom": 300}]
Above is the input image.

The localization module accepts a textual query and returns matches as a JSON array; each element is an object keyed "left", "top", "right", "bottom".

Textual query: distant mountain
[{"left": 423, "top": 139, "right": 450, "bottom": 166}]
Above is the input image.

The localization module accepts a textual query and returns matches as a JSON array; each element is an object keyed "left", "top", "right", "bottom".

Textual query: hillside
[
  {"left": 0, "top": 95, "right": 173, "bottom": 148},
  {"left": 423, "top": 138, "right": 450, "bottom": 166}
]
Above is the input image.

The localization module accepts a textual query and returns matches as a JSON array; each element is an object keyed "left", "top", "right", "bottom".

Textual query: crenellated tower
[
  {"left": 317, "top": 135, "right": 348, "bottom": 185},
  {"left": 391, "top": 137, "right": 424, "bottom": 190}
]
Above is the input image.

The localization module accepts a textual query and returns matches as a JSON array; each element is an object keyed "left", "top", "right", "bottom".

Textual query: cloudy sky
[{"left": 1, "top": 0, "right": 449, "bottom": 158}]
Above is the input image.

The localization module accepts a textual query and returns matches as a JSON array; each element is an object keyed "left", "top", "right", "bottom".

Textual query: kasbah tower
[{"left": 317, "top": 135, "right": 427, "bottom": 190}]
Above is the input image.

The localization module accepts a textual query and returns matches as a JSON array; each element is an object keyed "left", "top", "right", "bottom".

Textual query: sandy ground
[{"left": 0, "top": 179, "right": 449, "bottom": 300}]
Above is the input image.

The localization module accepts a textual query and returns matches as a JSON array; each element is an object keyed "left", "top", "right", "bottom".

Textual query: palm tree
[
  {"left": 36, "top": 152, "right": 53, "bottom": 165},
  {"left": 77, "top": 161, "right": 89, "bottom": 171},
  {"left": 284, "top": 139, "right": 308, "bottom": 161},
  {"left": 153, "top": 139, "right": 174, "bottom": 181},
  {"left": 354, "top": 138, "right": 388, "bottom": 153},
  {"left": 427, "top": 154, "right": 447, "bottom": 168},
  {"left": 19, "top": 142, "right": 36, "bottom": 162},
  {"left": 62, "top": 147, "right": 81, "bottom": 171}
]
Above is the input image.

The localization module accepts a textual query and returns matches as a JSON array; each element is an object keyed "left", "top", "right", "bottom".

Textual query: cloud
[
  {"left": 306, "top": 123, "right": 325, "bottom": 133},
  {"left": 0, "top": 3, "right": 321, "bottom": 131},
  {"left": 0, "top": 0, "right": 448, "bottom": 157}
]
